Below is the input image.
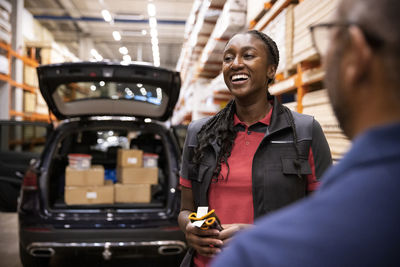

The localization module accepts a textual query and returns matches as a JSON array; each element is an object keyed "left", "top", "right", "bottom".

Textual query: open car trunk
[{"left": 46, "top": 121, "right": 179, "bottom": 215}]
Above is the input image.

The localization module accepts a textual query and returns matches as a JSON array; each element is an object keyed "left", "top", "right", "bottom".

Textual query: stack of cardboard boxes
[
  {"left": 64, "top": 149, "right": 159, "bottom": 205},
  {"left": 115, "top": 149, "right": 158, "bottom": 203},
  {"left": 64, "top": 165, "right": 114, "bottom": 205}
]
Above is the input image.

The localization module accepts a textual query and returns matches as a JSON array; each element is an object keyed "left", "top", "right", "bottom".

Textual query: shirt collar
[{"left": 233, "top": 106, "right": 273, "bottom": 127}]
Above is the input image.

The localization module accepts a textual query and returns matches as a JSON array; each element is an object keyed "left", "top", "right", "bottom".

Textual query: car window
[{"left": 57, "top": 81, "right": 163, "bottom": 106}]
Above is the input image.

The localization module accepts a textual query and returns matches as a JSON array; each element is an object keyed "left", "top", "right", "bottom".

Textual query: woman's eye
[
  {"left": 223, "top": 55, "right": 234, "bottom": 62},
  {"left": 244, "top": 54, "right": 254, "bottom": 59}
]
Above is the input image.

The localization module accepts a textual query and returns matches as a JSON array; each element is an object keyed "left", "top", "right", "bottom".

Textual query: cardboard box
[
  {"left": 65, "top": 165, "right": 104, "bottom": 186},
  {"left": 114, "top": 183, "right": 151, "bottom": 203},
  {"left": 64, "top": 185, "right": 114, "bottom": 205},
  {"left": 117, "top": 149, "right": 143, "bottom": 167},
  {"left": 117, "top": 167, "right": 158, "bottom": 184}
]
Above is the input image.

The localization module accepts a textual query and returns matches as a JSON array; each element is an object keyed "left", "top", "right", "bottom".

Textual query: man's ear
[
  {"left": 267, "top": 65, "right": 277, "bottom": 80},
  {"left": 344, "top": 26, "right": 372, "bottom": 87}
]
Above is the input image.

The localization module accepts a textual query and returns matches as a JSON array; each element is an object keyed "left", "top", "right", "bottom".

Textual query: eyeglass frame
[{"left": 309, "top": 22, "right": 384, "bottom": 57}]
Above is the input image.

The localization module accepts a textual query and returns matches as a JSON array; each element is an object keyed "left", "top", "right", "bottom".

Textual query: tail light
[{"left": 22, "top": 169, "right": 38, "bottom": 190}]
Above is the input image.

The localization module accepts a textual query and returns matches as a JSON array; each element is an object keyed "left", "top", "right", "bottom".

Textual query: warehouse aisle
[{"left": 0, "top": 212, "right": 22, "bottom": 267}]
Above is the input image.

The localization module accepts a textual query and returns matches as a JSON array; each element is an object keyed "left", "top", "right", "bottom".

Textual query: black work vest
[{"left": 186, "top": 99, "right": 314, "bottom": 219}]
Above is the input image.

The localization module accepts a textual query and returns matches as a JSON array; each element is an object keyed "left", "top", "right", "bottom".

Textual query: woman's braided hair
[{"left": 193, "top": 30, "right": 280, "bottom": 182}]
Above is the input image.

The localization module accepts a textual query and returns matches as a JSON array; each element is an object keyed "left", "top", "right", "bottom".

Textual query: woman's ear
[{"left": 267, "top": 65, "right": 277, "bottom": 80}]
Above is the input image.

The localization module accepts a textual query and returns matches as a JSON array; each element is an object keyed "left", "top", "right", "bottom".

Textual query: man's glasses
[{"left": 309, "top": 22, "right": 384, "bottom": 58}]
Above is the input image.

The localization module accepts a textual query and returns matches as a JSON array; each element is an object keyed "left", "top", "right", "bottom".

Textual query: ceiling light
[
  {"left": 99, "top": 81, "right": 105, "bottom": 86},
  {"left": 151, "top": 37, "right": 158, "bottom": 46},
  {"left": 147, "top": 3, "right": 156, "bottom": 17},
  {"left": 123, "top": 54, "right": 131, "bottom": 62},
  {"left": 142, "top": 30, "right": 147, "bottom": 35},
  {"left": 112, "top": 31, "right": 121, "bottom": 41},
  {"left": 119, "top": 46, "right": 128, "bottom": 55},
  {"left": 101, "top": 9, "right": 112, "bottom": 22},
  {"left": 90, "top": 49, "right": 98, "bottom": 56},
  {"left": 90, "top": 49, "right": 103, "bottom": 61},
  {"left": 150, "top": 28, "right": 157, "bottom": 37},
  {"left": 90, "top": 85, "right": 97, "bottom": 91},
  {"left": 149, "top": 17, "right": 157, "bottom": 28}
]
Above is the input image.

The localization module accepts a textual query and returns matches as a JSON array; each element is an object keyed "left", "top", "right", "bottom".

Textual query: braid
[{"left": 193, "top": 100, "right": 237, "bottom": 182}]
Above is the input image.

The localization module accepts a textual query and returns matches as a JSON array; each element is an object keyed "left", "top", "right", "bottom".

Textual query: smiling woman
[{"left": 178, "top": 30, "right": 333, "bottom": 267}]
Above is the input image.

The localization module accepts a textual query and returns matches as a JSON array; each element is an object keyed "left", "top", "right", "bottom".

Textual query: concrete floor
[{"left": 0, "top": 212, "right": 22, "bottom": 267}]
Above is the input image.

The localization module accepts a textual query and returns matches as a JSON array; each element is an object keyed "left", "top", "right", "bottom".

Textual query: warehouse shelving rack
[{"left": 0, "top": 41, "right": 54, "bottom": 122}]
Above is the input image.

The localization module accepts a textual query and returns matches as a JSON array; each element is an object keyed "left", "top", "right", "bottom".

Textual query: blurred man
[{"left": 211, "top": 0, "right": 400, "bottom": 266}]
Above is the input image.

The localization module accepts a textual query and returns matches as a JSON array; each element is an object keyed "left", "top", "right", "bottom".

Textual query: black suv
[{"left": 17, "top": 62, "right": 186, "bottom": 266}]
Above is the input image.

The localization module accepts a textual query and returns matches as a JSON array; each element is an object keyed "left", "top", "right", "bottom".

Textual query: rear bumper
[
  {"left": 26, "top": 240, "right": 186, "bottom": 259},
  {"left": 20, "top": 226, "right": 187, "bottom": 260}
]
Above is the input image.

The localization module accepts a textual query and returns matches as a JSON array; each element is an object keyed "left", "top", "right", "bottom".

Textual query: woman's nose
[{"left": 232, "top": 56, "right": 244, "bottom": 68}]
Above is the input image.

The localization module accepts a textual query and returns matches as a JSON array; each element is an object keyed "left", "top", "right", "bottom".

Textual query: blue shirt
[{"left": 211, "top": 122, "right": 400, "bottom": 267}]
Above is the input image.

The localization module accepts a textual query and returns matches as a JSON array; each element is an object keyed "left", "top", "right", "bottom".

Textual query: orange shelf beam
[
  {"left": 0, "top": 73, "right": 37, "bottom": 93},
  {"left": 0, "top": 42, "right": 39, "bottom": 67}
]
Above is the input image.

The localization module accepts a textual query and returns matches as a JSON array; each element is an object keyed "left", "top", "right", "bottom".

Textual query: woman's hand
[
  {"left": 185, "top": 222, "right": 223, "bottom": 257},
  {"left": 219, "top": 224, "right": 253, "bottom": 246}
]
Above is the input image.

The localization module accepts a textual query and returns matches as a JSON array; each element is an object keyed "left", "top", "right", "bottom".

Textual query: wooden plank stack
[
  {"left": 262, "top": 5, "right": 295, "bottom": 74},
  {"left": 198, "top": 0, "right": 247, "bottom": 77},
  {"left": 0, "top": 0, "right": 11, "bottom": 44},
  {"left": 292, "top": 0, "right": 340, "bottom": 65},
  {"left": 301, "top": 89, "right": 351, "bottom": 162},
  {"left": 0, "top": 0, "right": 11, "bottom": 74}
]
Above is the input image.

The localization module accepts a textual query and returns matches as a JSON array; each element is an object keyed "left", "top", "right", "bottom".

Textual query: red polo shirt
[{"left": 180, "top": 107, "right": 318, "bottom": 267}]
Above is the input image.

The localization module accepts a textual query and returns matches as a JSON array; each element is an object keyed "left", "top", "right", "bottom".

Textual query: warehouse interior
[
  {"left": 0, "top": 0, "right": 350, "bottom": 162},
  {"left": 0, "top": 0, "right": 353, "bottom": 266}
]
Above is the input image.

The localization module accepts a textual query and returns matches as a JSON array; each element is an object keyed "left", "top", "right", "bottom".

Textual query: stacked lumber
[
  {"left": 0, "top": 0, "right": 11, "bottom": 44},
  {"left": 302, "top": 89, "right": 351, "bottom": 161},
  {"left": 292, "top": 0, "right": 340, "bottom": 64},
  {"left": 177, "top": 0, "right": 227, "bottom": 80},
  {"left": 198, "top": 0, "right": 247, "bottom": 77},
  {"left": 262, "top": 4, "right": 295, "bottom": 73},
  {"left": 0, "top": 0, "right": 11, "bottom": 74},
  {"left": 262, "top": 5, "right": 294, "bottom": 73}
]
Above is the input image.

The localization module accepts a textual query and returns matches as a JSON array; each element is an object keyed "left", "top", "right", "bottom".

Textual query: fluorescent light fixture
[
  {"left": 123, "top": 54, "right": 131, "bottom": 62},
  {"left": 101, "top": 9, "right": 112, "bottom": 22},
  {"left": 150, "top": 28, "right": 157, "bottom": 37},
  {"left": 119, "top": 46, "right": 128, "bottom": 55},
  {"left": 149, "top": 17, "right": 157, "bottom": 28},
  {"left": 112, "top": 31, "right": 121, "bottom": 41},
  {"left": 151, "top": 37, "right": 158, "bottom": 46},
  {"left": 147, "top": 3, "right": 156, "bottom": 17},
  {"left": 142, "top": 29, "right": 147, "bottom": 35},
  {"left": 90, "top": 49, "right": 103, "bottom": 61}
]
